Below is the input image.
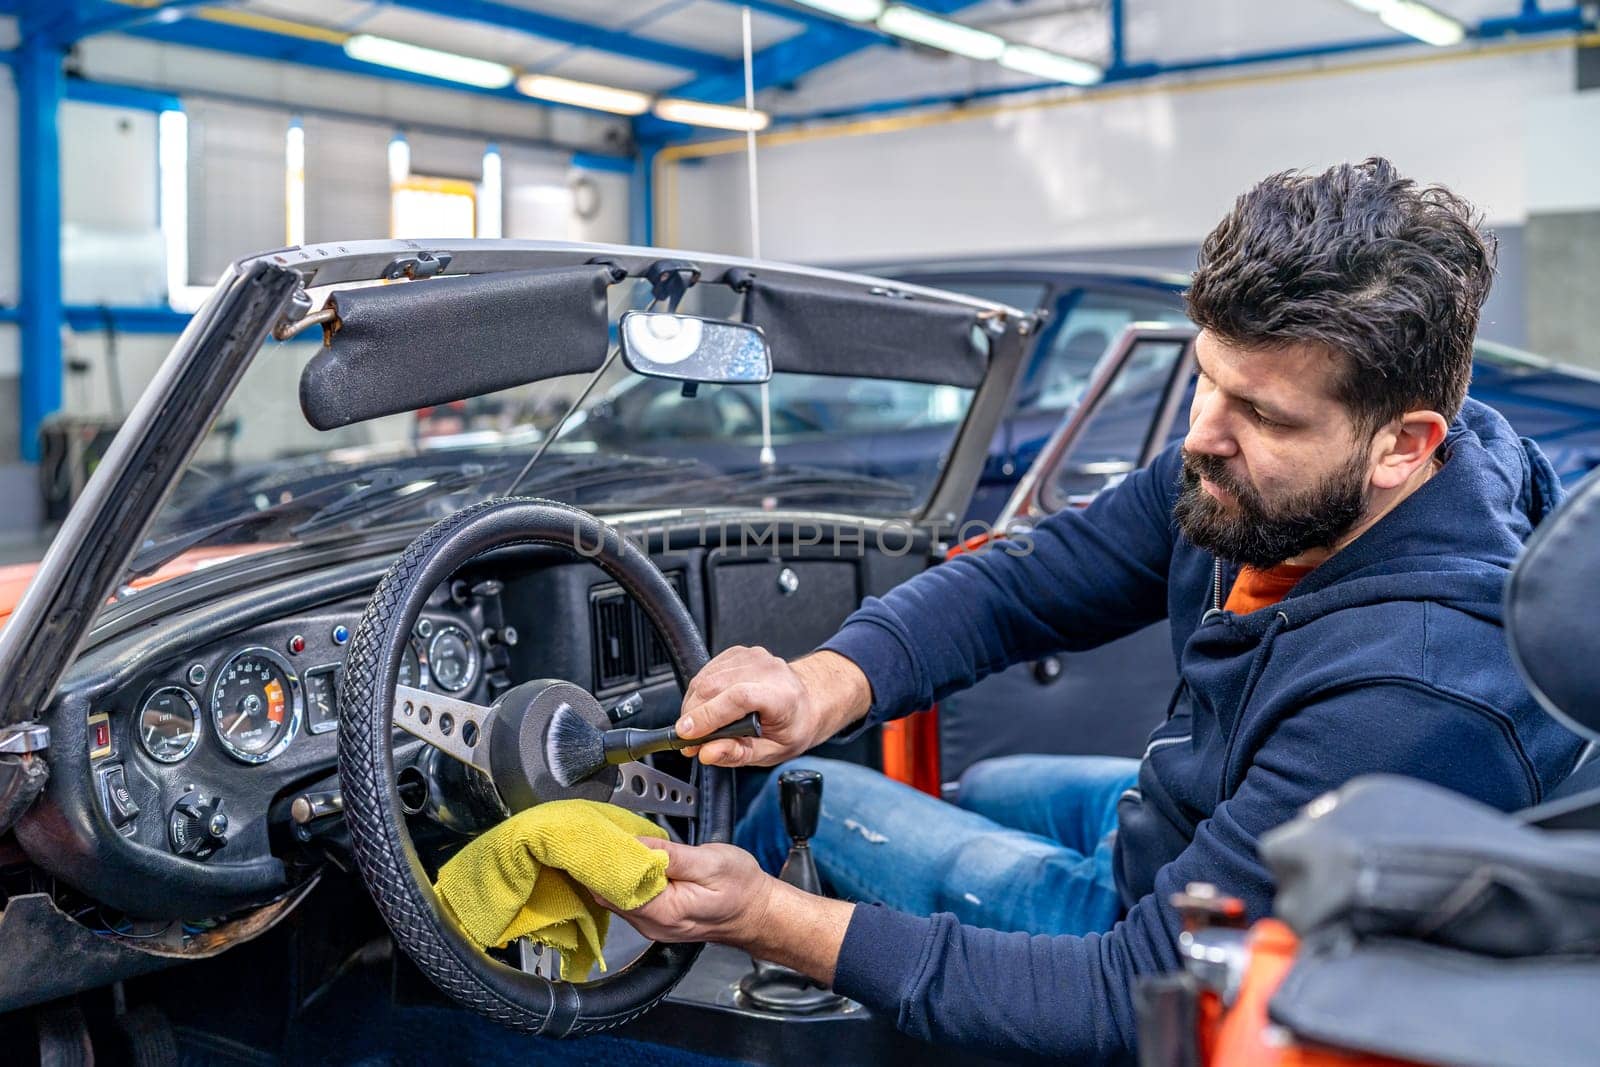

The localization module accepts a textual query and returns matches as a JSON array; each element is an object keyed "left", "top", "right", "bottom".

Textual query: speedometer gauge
[
  {"left": 211, "top": 647, "right": 303, "bottom": 763},
  {"left": 138, "top": 686, "right": 200, "bottom": 763}
]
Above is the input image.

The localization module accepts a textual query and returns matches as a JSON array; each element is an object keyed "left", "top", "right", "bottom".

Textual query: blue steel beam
[
  {"left": 50, "top": 1, "right": 215, "bottom": 44},
  {"left": 16, "top": 22, "right": 64, "bottom": 463},
  {"left": 48, "top": 0, "right": 734, "bottom": 74},
  {"left": 64, "top": 78, "right": 184, "bottom": 112},
  {"left": 1109, "top": 0, "right": 1126, "bottom": 72}
]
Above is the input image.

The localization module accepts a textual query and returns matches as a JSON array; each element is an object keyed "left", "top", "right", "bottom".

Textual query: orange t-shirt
[{"left": 1224, "top": 563, "right": 1315, "bottom": 615}]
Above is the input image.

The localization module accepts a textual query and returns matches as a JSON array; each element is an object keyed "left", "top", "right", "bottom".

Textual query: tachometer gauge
[
  {"left": 138, "top": 686, "right": 200, "bottom": 763},
  {"left": 211, "top": 647, "right": 302, "bottom": 763},
  {"left": 427, "top": 624, "right": 479, "bottom": 693}
]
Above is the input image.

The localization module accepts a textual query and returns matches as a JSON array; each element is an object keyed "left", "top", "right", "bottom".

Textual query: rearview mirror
[{"left": 618, "top": 311, "right": 772, "bottom": 385}]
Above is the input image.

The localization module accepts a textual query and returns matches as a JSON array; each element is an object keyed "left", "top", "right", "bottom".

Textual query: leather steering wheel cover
[{"left": 338, "top": 497, "right": 727, "bottom": 1034}]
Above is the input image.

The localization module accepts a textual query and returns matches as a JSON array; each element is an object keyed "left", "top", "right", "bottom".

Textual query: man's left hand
[
  {"left": 599, "top": 837, "right": 856, "bottom": 987},
  {"left": 603, "top": 838, "right": 775, "bottom": 945}
]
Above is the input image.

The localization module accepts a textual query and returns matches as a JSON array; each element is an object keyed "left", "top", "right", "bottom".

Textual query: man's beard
[{"left": 1173, "top": 448, "right": 1371, "bottom": 568}]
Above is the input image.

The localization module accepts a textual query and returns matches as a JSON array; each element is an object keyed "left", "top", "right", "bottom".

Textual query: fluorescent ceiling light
[
  {"left": 654, "top": 98, "right": 771, "bottom": 131},
  {"left": 1377, "top": 0, "right": 1466, "bottom": 46},
  {"left": 517, "top": 73, "right": 652, "bottom": 115},
  {"left": 343, "top": 34, "right": 514, "bottom": 89},
  {"left": 794, "top": 0, "right": 885, "bottom": 20},
  {"left": 877, "top": 5, "right": 1005, "bottom": 61},
  {"left": 1000, "top": 44, "right": 1103, "bottom": 85}
]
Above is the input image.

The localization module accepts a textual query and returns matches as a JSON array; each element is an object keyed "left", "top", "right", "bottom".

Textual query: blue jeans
[{"left": 734, "top": 754, "right": 1140, "bottom": 935}]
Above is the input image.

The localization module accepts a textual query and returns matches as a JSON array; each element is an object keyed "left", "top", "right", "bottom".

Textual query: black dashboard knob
[{"left": 169, "top": 789, "right": 229, "bottom": 860}]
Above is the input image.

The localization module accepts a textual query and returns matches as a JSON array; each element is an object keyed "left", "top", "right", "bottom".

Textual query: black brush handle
[{"left": 602, "top": 713, "right": 762, "bottom": 764}]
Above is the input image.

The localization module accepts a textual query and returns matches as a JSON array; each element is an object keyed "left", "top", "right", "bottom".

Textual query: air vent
[
  {"left": 591, "top": 587, "right": 639, "bottom": 692},
  {"left": 642, "top": 570, "right": 689, "bottom": 678}
]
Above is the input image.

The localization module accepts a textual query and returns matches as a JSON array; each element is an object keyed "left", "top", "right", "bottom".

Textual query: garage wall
[
  {"left": 0, "top": 30, "right": 637, "bottom": 511},
  {"left": 672, "top": 47, "right": 1569, "bottom": 257},
  {"left": 669, "top": 46, "right": 1576, "bottom": 355},
  {"left": 1525, "top": 89, "right": 1600, "bottom": 370}
]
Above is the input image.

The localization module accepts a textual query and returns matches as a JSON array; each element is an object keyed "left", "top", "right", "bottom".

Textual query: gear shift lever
[
  {"left": 777, "top": 769, "right": 823, "bottom": 894},
  {"left": 739, "top": 769, "right": 848, "bottom": 1013}
]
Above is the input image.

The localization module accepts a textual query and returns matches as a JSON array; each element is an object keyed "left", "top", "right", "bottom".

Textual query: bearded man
[{"left": 604, "top": 158, "right": 1586, "bottom": 1063}]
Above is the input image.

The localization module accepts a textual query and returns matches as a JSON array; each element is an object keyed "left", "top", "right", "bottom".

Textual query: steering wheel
[{"left": 337, "top": 497, "right": 731, "bottom": 1035}]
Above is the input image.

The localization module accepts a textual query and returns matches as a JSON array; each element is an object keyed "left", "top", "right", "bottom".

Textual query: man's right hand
[{"left": 675, "top": 647, "right": 872, "bottom": 767}]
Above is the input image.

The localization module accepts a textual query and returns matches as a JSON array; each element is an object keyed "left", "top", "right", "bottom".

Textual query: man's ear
[{"left": 1370, "top": 410, "right": 1449, "bottom": 490}]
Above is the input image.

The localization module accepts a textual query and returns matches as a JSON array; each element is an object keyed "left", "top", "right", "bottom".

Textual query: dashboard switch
[
  {"left": 102, "top": 765, "right": 140, "bottom": 829},
  {"left": 88, "top": 714, "right": 113, "bottom": 759},
  {"left": 332, "top": 624, "right": 350, "bottom": 645},
  {"left": 169, "top": 789, "right": 229, "bottom": 860}
]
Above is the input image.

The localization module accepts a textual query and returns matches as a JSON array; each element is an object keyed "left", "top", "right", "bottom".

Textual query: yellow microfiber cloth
[{"left": 433, "top": 799, "right": 669, "bottom": 980}]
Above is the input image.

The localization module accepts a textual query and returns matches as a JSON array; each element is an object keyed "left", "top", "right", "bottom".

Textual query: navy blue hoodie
[{"left": 818, "top": 398, "right": 1583, "bottom": 1063}]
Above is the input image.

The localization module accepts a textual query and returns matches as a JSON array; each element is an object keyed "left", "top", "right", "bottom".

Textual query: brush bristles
[{"left": 546, "top": 703, "right": 607, "bottom": 787}]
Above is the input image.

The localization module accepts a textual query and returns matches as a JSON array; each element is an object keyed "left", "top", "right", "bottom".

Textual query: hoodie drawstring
[{"left": 1220, "top": 610, "right": 1290, "bottom": 792}]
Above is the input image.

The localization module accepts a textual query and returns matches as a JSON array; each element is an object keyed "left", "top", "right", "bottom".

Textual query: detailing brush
[{"left": 546, "top": 703, "right": 762, "bottom": 787}]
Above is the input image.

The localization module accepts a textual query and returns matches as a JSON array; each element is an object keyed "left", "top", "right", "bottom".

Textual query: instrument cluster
[{"left": 129, "top": 614, "right": 490, "bottom": 769}]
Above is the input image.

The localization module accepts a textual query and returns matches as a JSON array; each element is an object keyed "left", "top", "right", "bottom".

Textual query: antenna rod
[{"left": 742, "top": 5, "right": 776, "bottom": 468}]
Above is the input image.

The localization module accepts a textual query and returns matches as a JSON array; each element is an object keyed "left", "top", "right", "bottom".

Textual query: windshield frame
[{"left": 0, "top": 239, "right": 1031, "bottom": 732}]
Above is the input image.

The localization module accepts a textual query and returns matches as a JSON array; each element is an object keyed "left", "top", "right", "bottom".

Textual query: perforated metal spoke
[
  {"left": 610, "top": 761, "right": 696, "bottom": 818},
  {"left": 392, "top": 684, "right": 493, "bottom": 775}
]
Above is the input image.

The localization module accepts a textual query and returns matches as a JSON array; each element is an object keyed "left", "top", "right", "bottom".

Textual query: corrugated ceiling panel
[
  {"left": 350, "top": 7, "right": 570, "bottom": 68},
  {"left": 490, "top": 0, "right": 671, "bottom": 31},
  {"left": 236, "top": 0, "right": 376, "bottom": 27},
  {"left": 628, "top": 0, "right": 804, "bottom": 60},
  {"left": 533, "top": 48, "right": 690, "bottom": 92}
]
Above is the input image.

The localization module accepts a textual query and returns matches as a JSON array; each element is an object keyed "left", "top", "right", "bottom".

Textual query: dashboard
[
  {"left": 10, "top": 522, "right": 926, "bottom": 948},
  {"left": 90, "top": 591, "right": 499, "bottom": 870},
  {"left": 88, "top": 584, "right": 505, "bottom": 868}
]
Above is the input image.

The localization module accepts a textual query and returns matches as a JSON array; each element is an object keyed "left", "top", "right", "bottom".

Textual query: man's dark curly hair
[{"left": 1186, "top": 157, "right": 1497, "bottom": 432}]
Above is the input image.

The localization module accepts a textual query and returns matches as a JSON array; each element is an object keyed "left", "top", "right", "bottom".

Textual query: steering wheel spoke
[
  {"left": 610, "top": 760, "right": 697, "bottom": 818},
  {"left": 393, "top": 684, "right": 492, "bottom": 775}
]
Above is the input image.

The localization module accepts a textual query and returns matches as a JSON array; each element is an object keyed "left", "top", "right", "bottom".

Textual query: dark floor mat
[
  {"left": 283, "top": 965, "right": 748, "bottom": 1067},
  {"left": 290, "top": 1003, "right": 749, "bottom": 1067}
]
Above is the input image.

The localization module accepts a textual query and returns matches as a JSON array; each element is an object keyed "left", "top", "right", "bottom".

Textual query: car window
[
  {"left": 1021, "top": 289, "right": 1190, "bottom": 415},
  {"left": 1042, "top": 338, "right": 1191, "bottom": 510}
]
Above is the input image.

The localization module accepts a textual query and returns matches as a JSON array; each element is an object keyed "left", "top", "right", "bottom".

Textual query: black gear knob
[{"left": 779, "top": 769, "right": 823, "bottom": 844}]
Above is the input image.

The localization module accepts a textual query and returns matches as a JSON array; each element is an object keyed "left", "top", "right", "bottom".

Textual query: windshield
[{"left": 126, "top": 274, "right": 977, "bottom": 592}]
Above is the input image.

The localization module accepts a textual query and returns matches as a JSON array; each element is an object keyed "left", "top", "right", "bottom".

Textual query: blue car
[{"left": 878, "top": 262, "right": 1600, "bottom": 521}]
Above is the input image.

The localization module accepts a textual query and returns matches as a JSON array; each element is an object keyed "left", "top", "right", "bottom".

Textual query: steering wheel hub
[{"left": 486, "top": 679, "right": 615, "bottom": 811}]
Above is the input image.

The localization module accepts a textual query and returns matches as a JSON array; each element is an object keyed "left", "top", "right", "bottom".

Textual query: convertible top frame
[{"left": 0, "top": 239, "right": 1033, "bottom": 832}]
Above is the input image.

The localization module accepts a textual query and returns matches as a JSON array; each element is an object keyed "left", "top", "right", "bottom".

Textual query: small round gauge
[
  {"left": 397, "top": 640, "right": 428, "bottom": 690},
  {"left": 138, "top": 686, "right": 200, "bottom": 763},
  {"left": 211, "top": 647, "right": 303, "bottom": 764},
  {"left": 427, "top": 624, "right": 479, "bottom": 693}
]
